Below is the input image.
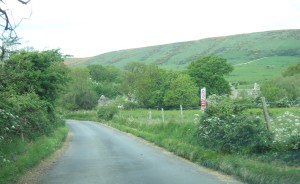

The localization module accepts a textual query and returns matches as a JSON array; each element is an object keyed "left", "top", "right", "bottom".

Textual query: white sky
[{"left": 10, "top": 0, "right": 300, "bottom": 57}]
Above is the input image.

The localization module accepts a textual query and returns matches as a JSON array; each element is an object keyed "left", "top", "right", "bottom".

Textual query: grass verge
[
  {"left": 0, "top": 126, "right": 68, "bottom": 184},
  {"left": 63, "top": 110, "right": 98, "bottom": 121}
]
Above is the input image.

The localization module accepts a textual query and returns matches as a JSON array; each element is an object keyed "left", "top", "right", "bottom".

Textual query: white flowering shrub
[
  {"left": 198, "top": 96, "right": 272, "bottom": 153},
  {"left": 271, "top": 111, "right": 300, "bottom": 150},
  {"left": 0, "top": 108, "right": 19, "bottom": 140},
  {"left": 0, "top": 108, "right": 18, "bottom": 167}
]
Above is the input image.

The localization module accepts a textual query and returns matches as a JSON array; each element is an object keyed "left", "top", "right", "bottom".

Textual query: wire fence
[
  {"left": 127, "top": 98, "right": 300, "bottom": 126},
  {"left": 152, "top": 100, "right": 300, "bottom": 111}
]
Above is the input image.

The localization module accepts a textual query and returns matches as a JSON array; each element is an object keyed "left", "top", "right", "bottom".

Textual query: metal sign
[{"left": 200, "top": 87, "right": 206, "bottom": 110}]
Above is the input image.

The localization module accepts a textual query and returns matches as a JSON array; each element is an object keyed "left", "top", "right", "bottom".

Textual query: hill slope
[
  {"left": 65, "top": 29, "right": 300, "bottom": 69},
  {"left": 65, "top": 29, "right": 300, "bottom": 86}
]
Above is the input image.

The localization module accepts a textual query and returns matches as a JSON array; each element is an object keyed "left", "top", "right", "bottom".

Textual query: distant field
[{"left": 226, "top": 56, "right": 300, "bottom": 88}]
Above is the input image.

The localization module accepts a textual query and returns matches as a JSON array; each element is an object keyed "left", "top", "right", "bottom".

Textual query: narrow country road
[{"left": 40, "top": 120, "right": 242, "bottom": 184}]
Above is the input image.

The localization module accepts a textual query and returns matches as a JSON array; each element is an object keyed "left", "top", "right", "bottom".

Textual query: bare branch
[
  {"left": 14, "top": 6, "right": 32, "bottom": 30},
  {"left": 0, "top": 0, "right": 31, "bottom": 64},
  {"left": 17, "top": 0, "right": 31, "bottom": 5},
  {"left": 0, "top": 8, "right": 10, "bottom": 31}
]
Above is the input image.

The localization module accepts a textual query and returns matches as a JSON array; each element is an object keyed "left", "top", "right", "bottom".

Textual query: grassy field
[
  {"left": 118, "top": 108, "right": 203, "bottom": 124},
  {"left": 226, "top": 56, "right": 300, "bottom": 88},
  {"left": 65, "top": 107, "right": 300, "bottom": 184}
]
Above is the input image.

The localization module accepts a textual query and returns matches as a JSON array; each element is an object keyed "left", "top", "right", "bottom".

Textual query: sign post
[{"left": 200, "top": 87, "right": 206, "bottom": 110}]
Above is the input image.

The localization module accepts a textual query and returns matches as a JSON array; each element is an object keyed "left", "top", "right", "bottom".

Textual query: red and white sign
[{"left": 200, "top": 87, "right": 206, "bottom": 110}]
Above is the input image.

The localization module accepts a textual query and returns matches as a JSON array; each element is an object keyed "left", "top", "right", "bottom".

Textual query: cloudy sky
[{"left": 10, "top": 0, "right": 300, "bottom": 57}]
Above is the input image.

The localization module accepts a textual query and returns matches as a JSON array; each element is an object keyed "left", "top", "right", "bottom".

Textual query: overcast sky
[{"left": 11, "top": 0, "right": 300, "bottom": 57}]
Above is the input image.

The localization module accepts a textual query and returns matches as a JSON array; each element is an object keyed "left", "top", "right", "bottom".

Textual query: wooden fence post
[
  {"left": 180, "top": 104, "right": 183, "bottom": 123},
  {"left": 148, "top": 110, "right": 152, "bottom": 123},
  {"left": 261, "top": 97, "right": 271, "bottom": 131},
  {"left": 161, "top": 108, "right": 165, "bottom": 124}
]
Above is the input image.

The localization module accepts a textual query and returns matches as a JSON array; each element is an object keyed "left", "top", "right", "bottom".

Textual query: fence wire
[{"left": 152, "top": 100, "right": 300, "bottom": 111}]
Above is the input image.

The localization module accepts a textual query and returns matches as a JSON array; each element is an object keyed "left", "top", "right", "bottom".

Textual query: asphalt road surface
[{"left": 40, "top": 120, "right": 242, "bottom": 184}]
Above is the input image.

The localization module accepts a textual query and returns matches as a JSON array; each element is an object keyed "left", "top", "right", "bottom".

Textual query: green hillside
[
  {"left": 226, "top": 56, "right": 300, "bottom": 88},
  {"left": 65, "top": 29, "right": 300, "bottom": 85}
]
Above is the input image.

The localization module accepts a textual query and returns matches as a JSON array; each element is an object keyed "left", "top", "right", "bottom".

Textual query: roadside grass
[
  {"left": 66, "top": 108, "right": 300, "bottom": 184},
  {"left": 118, "top": 108, "right": 203, "bottom": 125},
  {"left": 63, "top": 110, "right": 98, "bottom": 121},
  {"left": 0, "top": 126, "right": 68, "bottom": 184},
  {"left": 246, "top": 107, "right": 300, "bottom": 116}
]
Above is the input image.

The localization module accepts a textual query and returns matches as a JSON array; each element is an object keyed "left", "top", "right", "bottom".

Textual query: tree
[
  {"left": 87, "top": 64, "right": 121, "bottom": 98},
  {"left": 277, "top": 75, "right": 300, "bottom": 101},
  {"left": 121, "top": 62, "right": 167, "bottom": 108},
  {"left": 87, "top": 64, "right": 121, "bottom": 83},
  {"left": 164, "top": 74, "right": 198, "bottom": 108},
  {"left": 0, "top": 49, "right": 69, "bottom": 140},
  {"left": 260, "top": 79, "right": 287, "bottom": 102},
  {"left": 2, "top": 49, "right": 69, "bottom": 103},
  {"left": 187, "top": 56, "right": 233, "bottom": 96},
  {"left": 121, "top": 62, "right": 146, "bottom": 100},
  {"left": 61, "top": 67, "right": 98, "bottom": 110},
  {"left": 75, "top": 91, "right": 98, "bottom": 110}
]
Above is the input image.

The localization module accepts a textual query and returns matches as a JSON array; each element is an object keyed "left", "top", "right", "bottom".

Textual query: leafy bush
[
  {"left": 97, "top": 105, "right": 119, "bottom": 121},
  {"left": 275, "top": 97, "right": 291, "bottom": 108},
  {"left": 199, "top": 115, "right": 271, "bottom": 153},
  {"left": 198, "top": 96, "right": 272, "bottom": 153},
  {"left": 5, "top": 93, "right": 53, "bottom": 139},
  {"left": 260, "top": 73, "right": 300, "bottom": 107}
]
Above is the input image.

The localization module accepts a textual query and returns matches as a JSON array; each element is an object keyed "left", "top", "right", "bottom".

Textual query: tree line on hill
[
  {"left": 61, "top": 56, "right": 235, "bottom": 110},
  {"left": 62, "top": 56, "right": 300, "bottom": 110}
]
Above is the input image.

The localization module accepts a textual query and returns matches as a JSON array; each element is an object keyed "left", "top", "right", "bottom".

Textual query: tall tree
[
  {"left": 87, "top": 64, "right": 121, "bottom": 83},
  {"left": 164, "top": 74, "right": 198, "bottom": 108},
  {"left": 87, "top": 64, "right": 121, "bottom": 98},
  {"left": 61, "top": 67, "right": 98, "bottom": 110},
  {"left": 187, "top": 56, "right": 233, "bottom": 96},
  {"left": 120, "top": 62, "right": 147, "bottom": 101},
  {"left": 121, "top": 62, "right": 167, "bottom": 108}
]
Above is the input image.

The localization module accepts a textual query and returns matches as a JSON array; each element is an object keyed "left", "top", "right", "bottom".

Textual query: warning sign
[{"left": 200, "top": 88, "right": 206, "bottom": 110}]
